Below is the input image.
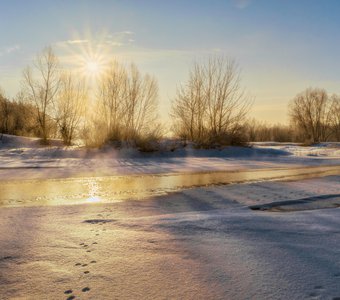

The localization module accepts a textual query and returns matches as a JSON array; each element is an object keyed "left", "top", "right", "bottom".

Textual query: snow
[
  {"left": 0, "top": 133, "right": 64, "bottom": 148},
  {"left": 254, "top": 141, "right": 340, "bottom": 159},
  {"left": 1, "top": 175, "right": 340, "bottom": 299},
  {"left": 1, "top": 134, "right": 340, "bottom": 299},
  {"left": 1, "top": 134, "right": 340, "bottom": 181}
]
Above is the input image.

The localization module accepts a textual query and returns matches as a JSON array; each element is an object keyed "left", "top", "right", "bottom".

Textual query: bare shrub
[{"left": 134, "top": 123, "right": 164, "bottom": 152}]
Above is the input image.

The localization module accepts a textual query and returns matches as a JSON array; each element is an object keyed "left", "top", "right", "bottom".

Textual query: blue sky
[{"left": 1, "top": 0, "right": 340, "bottom": 123}]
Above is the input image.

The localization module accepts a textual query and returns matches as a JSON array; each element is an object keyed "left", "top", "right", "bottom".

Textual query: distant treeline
[
  {"left": 1, "top": 47, "right": 340, "bottom": 148},
  {"left": 0, "top": 93, "right": 47, "bottom": 137}
]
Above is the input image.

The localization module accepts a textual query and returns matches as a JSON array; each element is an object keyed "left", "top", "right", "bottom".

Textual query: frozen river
[
  {"left": 1, "top": 165, "right": 340, "bottom": 208},
  {"left": 1, "top": 166, "right": 340, "bottom": 299}
]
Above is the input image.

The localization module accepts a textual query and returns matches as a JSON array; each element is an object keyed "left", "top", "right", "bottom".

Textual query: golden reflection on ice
[
  {"left": 86, "top": 196, "right": 101, "bottom": 203},
  {"left": 86, "top": 180, "right": 102, "bottom": 203},
  {"left": 1, "top": 165, "right": 340, "bottom": 208}
]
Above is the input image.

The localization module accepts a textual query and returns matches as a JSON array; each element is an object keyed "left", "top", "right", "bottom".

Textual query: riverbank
[{"left": 1, "top": 134, "right": 340, "bottom": 181}]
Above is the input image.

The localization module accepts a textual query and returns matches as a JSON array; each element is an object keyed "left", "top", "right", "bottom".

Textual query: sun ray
[{"left": 57, "top": 30, "right": 111, "bottom": 82}]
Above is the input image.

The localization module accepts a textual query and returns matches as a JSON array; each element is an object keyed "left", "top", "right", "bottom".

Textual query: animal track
[
  {"left": 0, "top": 256, "right": 14, "bottom": 261},
  {"left": 309, "top": 292, "right": 318, "bottom": 297},
  {"left": 70, "top": 227, "right": 101, "bottom": 298},
  {"left": 83, "top": 219, "right": 115, "bottom": 224}
]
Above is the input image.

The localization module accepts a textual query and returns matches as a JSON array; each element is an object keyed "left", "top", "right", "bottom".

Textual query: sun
[
  {"left": 79, "top": 55, "right": 106, "bottom": 79},
  {"left": 59, "top": 30, "right": 112, "bottom": 82},
  {"left": 85, "top": 60, "right": 101, "bottom": 75}
]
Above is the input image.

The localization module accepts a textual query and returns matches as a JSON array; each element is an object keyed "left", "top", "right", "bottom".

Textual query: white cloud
[
  {"left": 106, "top": 31, "right": 135, "bottom": 46},
  {"left": 233, "top": 0, "right": 251, "bottom": 9},
  {"left": 66, "top": 39, "right": 89, "bottom": 45},
  {"left": 56, "top": 31, "right": 135, "bottom": 50},
  {"left": 55, "top": 39, "right": 89, "bottom": 47},
  {"left": 105, "top": 41, "right": 124, "bottom": 47},
  {"left": 0, "top": 45, "right": 20, "bottom": 56}
]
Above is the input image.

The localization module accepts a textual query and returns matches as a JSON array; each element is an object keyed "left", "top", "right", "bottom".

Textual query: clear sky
[{"left": 1, "top": 0, "right": 340, "bottom": 124}]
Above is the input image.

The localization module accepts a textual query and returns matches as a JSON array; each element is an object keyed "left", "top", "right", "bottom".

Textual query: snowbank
[
  {"left": 0, "top": 134, "right": 340, "bottom": 181},
  {"left": 0, "top": 133, "right": 64, "bottom": 148},
  {"left": 254, "top": 141, "right": 340, "bottom": 158}
]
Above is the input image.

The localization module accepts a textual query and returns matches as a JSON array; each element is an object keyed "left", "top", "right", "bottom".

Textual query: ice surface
[
  {"left": 1, "top": 135, "right": 340, "bottom": 299},
  {"left": 1, "top": 176, "right": 340, "bottom": 299}
]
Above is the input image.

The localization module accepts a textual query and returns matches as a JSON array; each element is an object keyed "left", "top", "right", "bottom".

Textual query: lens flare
[{"left": 58, "top": 30, "right": 111, "bottom": 81}]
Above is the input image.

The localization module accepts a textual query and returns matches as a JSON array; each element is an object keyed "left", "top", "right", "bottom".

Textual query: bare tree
[
  {"left": 0, "top": 88, "right": 11, "bottom": 134},
  {"left": 329, "top": 94, "right": 340, "bottom": 141},
  {"left": 289, "top": 88, "right": 333, "bottom": 143},
  {"left": 23, "top": 47, "right": 60, "bottom": 143},
  {"left": 244, "top": 119, "right": 296, "bottom": 142},
  {"left": 171, "top": 63, "right": 206, "bottom": 142},
  {"left": 0, "top": 89, "right": 39, "bottom": 137},
  {"left": 97, "top": 60, "right": 127, "bottom": 141},
  {"left": 56, "top": 72, "right": 87, "bottom": 145},
  {"left": 171, "top": 56, "right": 252, "bottom": 146},
  {"left": 125, "top": 64, "right": 159, "bottom": 141},
  {"left": 96, "top": 61, "right": 159, "bottom": 146}
]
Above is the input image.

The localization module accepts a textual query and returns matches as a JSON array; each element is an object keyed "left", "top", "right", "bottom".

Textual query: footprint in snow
[
  {"left": 83, "top": 219, "right": 115, "bottom": 224},
  {"left": 82, "top": 287, "right": 90, "bottom": 292},
  {"left": 308, "top": 292, "right": 318, "bottom": 297},
  {"left": 314, "top": 285, "right": 324, "bottom": 290}
]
